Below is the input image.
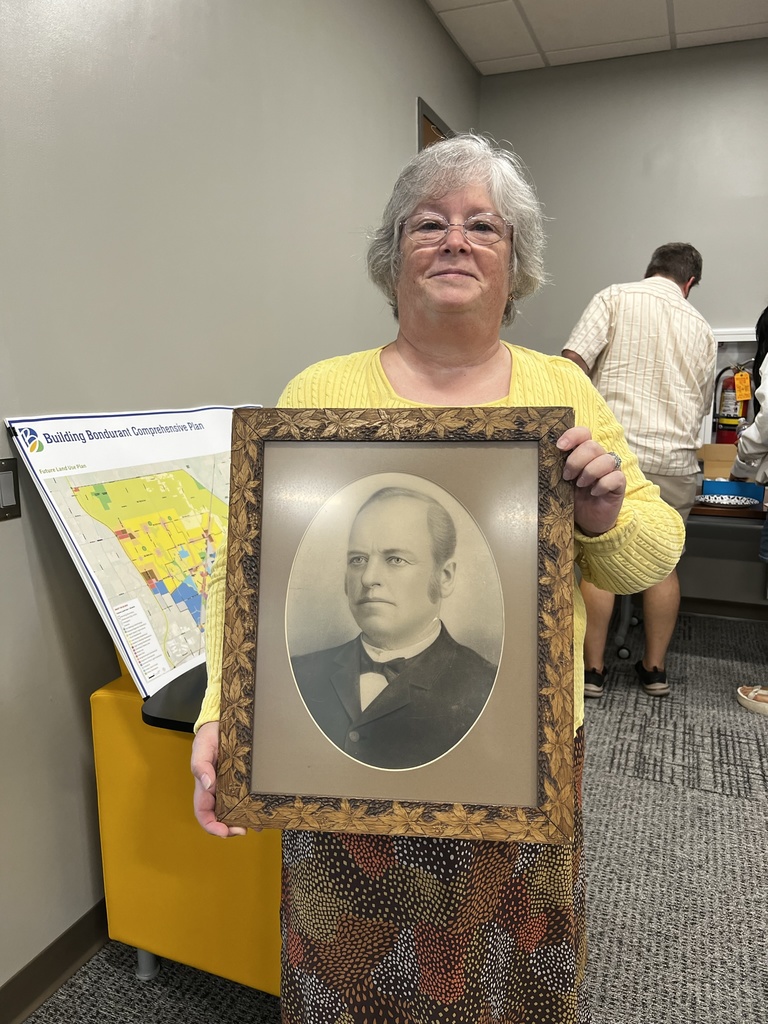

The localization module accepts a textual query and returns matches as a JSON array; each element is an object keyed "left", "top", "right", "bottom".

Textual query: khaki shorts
[{"left": 644, "top": 471, "right": 698, "bottom": 524}]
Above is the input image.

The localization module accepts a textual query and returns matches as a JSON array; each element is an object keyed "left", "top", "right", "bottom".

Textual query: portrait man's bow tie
[{"left": 360, "top": 651, "right": 408, "bottom": 684}]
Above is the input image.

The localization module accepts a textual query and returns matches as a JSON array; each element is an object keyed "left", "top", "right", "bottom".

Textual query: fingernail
[{"left": 201, "top": 774, "right": 212, "bottom": 791}]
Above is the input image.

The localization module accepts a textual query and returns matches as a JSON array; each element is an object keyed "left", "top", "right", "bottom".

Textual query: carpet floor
[
  {"left": 583, "top": 610, "right": 768, "bottom": 1023},
  {"left": 24, "top": 612, "right": 768, "bottom": 1024}
]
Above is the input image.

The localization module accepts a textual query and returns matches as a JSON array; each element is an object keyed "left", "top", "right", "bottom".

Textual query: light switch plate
[{"left": 0, "top": 458, "right": 21, "bottom": 520}]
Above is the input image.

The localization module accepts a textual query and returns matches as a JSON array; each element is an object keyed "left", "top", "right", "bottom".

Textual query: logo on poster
[{"left": 19, "top": 427, "right": 44, "bottom": 453}]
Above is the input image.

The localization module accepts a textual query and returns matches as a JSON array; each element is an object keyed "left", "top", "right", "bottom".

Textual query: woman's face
[{"left": 395, "top": 184, "right": 511, "bottom": 329}]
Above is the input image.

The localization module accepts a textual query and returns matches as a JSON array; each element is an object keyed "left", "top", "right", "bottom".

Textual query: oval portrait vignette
[{"left": 284, "top": 472, "right": 504, "bottom": 770}]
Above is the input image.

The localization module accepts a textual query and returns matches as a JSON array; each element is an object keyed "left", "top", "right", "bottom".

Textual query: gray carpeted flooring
[
  {"left": 583, "top": 609, "right": 768, "bottom": 1023},
  {"left": 25, "top": 612, "right": 768, "bottom": 1024}
]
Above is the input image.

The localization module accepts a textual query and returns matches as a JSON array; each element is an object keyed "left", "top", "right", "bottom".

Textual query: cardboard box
[{"left": 696, "top": 443, "right": 737, "bottom": 480}]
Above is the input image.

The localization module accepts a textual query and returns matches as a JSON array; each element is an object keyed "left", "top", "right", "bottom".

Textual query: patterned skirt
[{"left": 279, "top": 728, "right": 589, "bottom": 1024}]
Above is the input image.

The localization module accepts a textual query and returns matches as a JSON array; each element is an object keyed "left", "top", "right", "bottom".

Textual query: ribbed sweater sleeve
[
  {"left": 194, "top": 536, "right": 227, "bottom": 730},
  {"left": 525, "top": 356, "right": 685, "bottom": 594}
]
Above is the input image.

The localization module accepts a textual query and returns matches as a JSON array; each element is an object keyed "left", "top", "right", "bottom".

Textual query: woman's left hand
[{"left": 557, "top": 426, "right": 626, "bottom": 537}]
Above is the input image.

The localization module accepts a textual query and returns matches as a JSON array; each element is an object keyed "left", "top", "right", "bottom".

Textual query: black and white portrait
[{"left": 286, "top": 474, "right": 503, "bottom": 769}]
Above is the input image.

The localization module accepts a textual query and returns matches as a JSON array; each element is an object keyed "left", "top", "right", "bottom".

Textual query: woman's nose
[{"left": 441, "top": 224, "right": 469, "bottom": 252}]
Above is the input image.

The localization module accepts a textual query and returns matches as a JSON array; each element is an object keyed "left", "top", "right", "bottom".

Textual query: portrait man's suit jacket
[{"left": 290, "top": 624, "right": 497, "bottom": 769}]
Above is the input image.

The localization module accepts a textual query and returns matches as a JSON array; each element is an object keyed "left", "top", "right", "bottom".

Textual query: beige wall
[
  {"left": 482, "top": 39, "right": 768, "bottom": 354},
  {"left": 0, "top": 0, "right": 479, "bottom": 987}
]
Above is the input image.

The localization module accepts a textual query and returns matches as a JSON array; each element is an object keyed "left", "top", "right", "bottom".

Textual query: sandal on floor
[{"left": 736, "top": 685, "right": 768, "bottom": 716}]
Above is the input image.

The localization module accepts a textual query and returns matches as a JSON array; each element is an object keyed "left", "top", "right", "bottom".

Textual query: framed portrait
[{"left": 216, "top": 406, "right": 575, "bottom": 843}]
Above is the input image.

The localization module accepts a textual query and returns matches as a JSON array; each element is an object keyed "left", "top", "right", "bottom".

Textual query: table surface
[{"left": 690, "top": 503, "right": 767, "bottom": 520}]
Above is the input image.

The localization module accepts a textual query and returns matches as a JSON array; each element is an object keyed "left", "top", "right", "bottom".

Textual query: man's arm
[
  {"left": 562, "top": 349, "right": 590, "bottom": 374},
  {"left": 562, "top": 289, "right": 613, "bottom": 374},
  {"left": 698, "top": 326, "right": 717, "bottom": 428},
  {"left": 731, "top": 351, "right": 768, "bottom": 479}
]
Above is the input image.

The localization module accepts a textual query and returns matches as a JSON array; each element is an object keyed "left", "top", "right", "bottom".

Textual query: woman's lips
[{"left": 430, "top": 269, "right": 475, "bottom": 277}]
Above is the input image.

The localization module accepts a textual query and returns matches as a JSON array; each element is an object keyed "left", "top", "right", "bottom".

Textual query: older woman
[{"left": 192, "top": 134, "right": 684, "bottom": 1023}]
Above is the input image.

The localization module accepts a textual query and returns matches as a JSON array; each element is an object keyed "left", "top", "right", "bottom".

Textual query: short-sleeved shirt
[{"left": 565, "top": 275, "right": 716, "bottom": 475}]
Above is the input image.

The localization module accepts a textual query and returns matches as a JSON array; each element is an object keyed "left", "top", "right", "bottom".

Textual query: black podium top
[{"left": 141, "top": 663, "right": 208, "bottom": 733}]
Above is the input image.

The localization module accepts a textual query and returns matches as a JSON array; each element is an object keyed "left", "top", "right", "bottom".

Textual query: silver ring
[{"left": 607, "top": 451, "right": 622, "bottom": 472}]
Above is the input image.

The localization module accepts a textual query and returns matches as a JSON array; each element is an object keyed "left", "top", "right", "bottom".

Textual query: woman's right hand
[{"left": 190, "top": 721, "right": 247, "bottom": 838}]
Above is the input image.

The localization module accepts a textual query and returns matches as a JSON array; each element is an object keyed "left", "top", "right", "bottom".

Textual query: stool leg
[
  {"left": 614, "top": 594, "right": 634, "bottom": 658},
  {"left": 135, "top": 948, "right": 160, "bottom": 981}
]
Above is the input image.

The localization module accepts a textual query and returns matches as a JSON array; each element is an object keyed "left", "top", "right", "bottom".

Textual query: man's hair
[
  {"left": 366, "top": 132, "right": 546, "bottom": 326},
  {"left": 644, "top": 242, "right": 703, "bottom": 288},
  {"left": 356, "top": 486, "right": 456, "bottom": 567}
]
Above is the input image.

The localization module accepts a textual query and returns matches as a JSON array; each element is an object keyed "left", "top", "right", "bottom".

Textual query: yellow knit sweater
[{"left": 196, "top": 343, "right": 685, "bottom": 733}]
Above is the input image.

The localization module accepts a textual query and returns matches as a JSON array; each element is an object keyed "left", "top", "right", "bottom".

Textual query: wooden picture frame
[{"left": 216, "top": 406, "right": 575, "bottom": 843}]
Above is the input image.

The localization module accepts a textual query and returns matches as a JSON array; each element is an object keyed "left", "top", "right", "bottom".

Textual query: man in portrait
[{"left": 290, "top": 486, "right": 498, "bottom": 769}]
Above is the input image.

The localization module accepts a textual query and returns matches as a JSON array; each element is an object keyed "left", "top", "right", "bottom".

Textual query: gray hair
[{"left": 366, "top": 133, "right": 546, "bottom": 326}]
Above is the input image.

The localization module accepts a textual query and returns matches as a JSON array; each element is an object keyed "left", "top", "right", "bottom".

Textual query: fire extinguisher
[{"left": 714, "top": 364, "right": 751, "bottom": 443}]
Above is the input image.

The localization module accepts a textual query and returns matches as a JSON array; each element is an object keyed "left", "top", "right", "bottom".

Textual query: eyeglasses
[{"left": 401, "top": 212, "right": 511, "bottom": 247}]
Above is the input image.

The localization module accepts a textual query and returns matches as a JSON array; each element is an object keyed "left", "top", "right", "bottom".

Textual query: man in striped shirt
[{"left": 563, "top": 243, "right": 716, "bottom": 698}]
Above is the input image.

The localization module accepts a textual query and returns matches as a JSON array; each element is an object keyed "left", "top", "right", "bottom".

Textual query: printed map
[{"left": 45, "top": 455, "right": 229, "bottom": 686}]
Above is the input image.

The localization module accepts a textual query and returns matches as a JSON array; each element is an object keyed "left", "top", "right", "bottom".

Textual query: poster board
[{"left": 6, "top": 406, "right": 238, "bottom": 696}]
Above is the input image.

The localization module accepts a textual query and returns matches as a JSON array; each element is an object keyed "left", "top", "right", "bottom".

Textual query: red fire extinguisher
[{"left": 715, "top": 364, "right": 751, "bottom": 443}]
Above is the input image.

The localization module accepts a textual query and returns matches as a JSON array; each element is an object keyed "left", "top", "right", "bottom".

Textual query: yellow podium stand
[{"left": 90, "top": 672, "right": 281, "bottom": 994}]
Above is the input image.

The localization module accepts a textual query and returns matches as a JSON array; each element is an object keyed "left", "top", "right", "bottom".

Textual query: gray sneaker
[{"left": 634, "top": 660, "right": 670, "bottom": 696}]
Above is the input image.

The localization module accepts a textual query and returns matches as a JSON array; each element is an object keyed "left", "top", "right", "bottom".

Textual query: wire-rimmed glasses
[{"left": 401, "top": 212, "right": 511, "bottom": 246}]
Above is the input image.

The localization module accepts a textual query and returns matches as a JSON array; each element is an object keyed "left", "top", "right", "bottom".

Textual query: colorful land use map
[{"left": 58, "top": 463, "right": 228, "bottom": 684}]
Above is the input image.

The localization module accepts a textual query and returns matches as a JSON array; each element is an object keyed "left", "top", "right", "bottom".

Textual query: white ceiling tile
[
  {"left": 674, "top": 0, "right": 768, "bottom": 33},
  {"left": 426, "top": 0, "right": 504, "bottom": 12},
  {"left": 521, "top": 0, "right": 668, "bottom": 50},
  {"left": 547, "top": 37, "right": 669, "bottom": 67},
  {"left": 424, "top": 0, "right": 768, "bottom": 73},
  {"left": 677, "top": 22, "right": 768, "bottom": 47},
  {"left": 475, "top": 53, "right": 547, "bottom": 74},
  {"left": 440, "top": 1, "right": 538, "bottom": 61}
]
